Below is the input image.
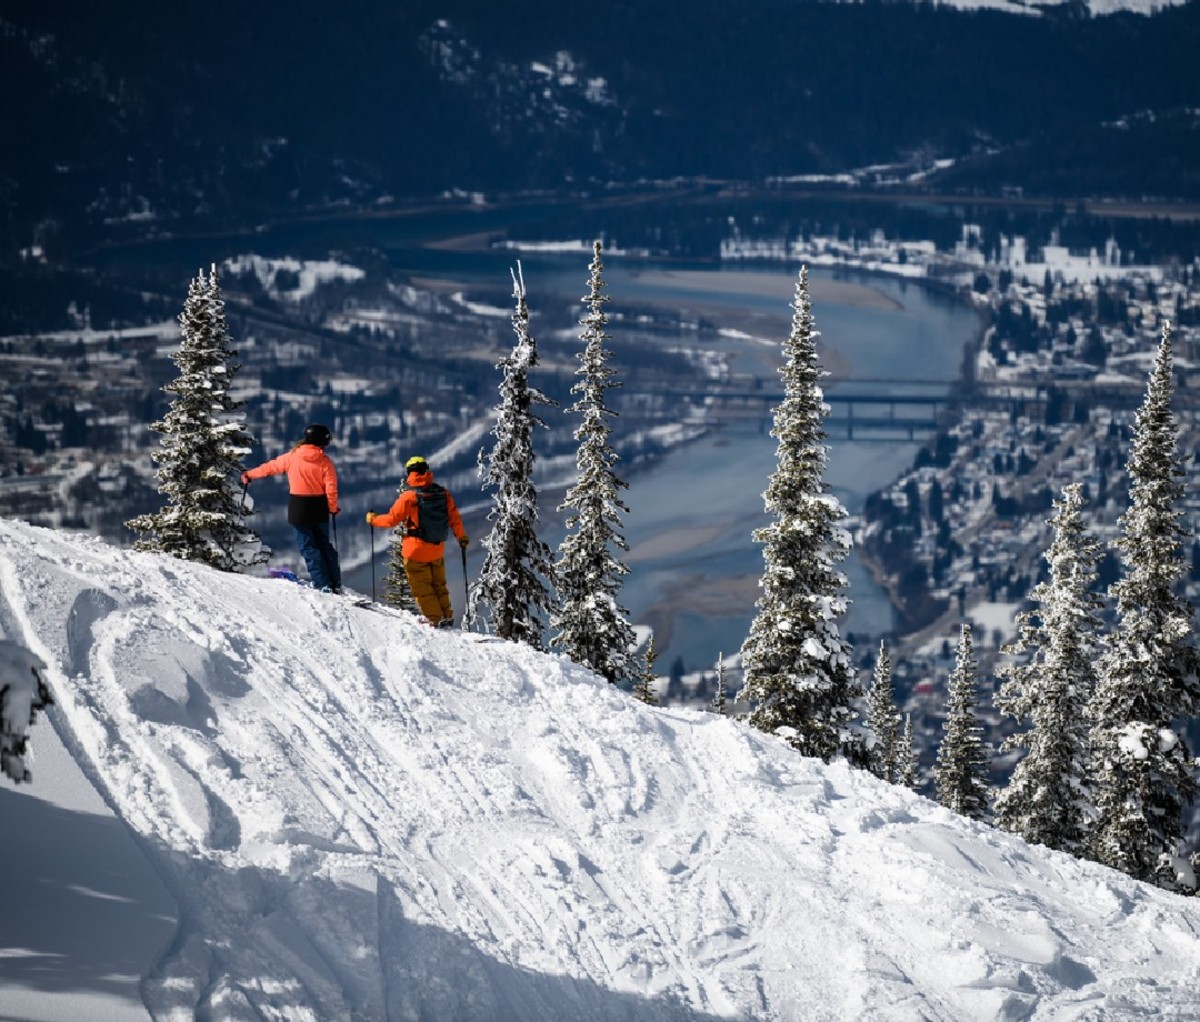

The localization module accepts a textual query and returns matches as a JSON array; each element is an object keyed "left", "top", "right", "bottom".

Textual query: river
[
  {"left": 517, "top": 261, "right": 980, "bottom": 671},
  {"left": 380, "top": 252, "right": 979, "bottom": 670},
  {"left": 92, "top": 208, "right": 982, "bottom": 671}
]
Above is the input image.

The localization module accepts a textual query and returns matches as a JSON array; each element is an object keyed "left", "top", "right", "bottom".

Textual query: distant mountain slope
[
  {"left": 1, "top": 518, "right": 1198, "bottom": 1019},
  {"left": 2, "top": 0, "right": 1198, "bottom": 260},
  {"left": 921, "top": 0, "right": 1186, "bottom": 13}
]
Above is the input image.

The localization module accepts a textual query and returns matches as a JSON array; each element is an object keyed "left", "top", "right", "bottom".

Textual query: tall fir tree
[
  {"left": 465, "top": 264, "right": 557, "bottom": 648},
  {"left": 867, "top": 639, "right": 900, "bottom": 782},
  {"left": 896, "top": 714, "right": 918, "bottom": 790},
  {"left": 935, "top": 624, "right": 990, "bottom": 821},
  {"left": 633, "top": 634, "right": 659, "bottom": 706},
  {"left": 1090, "top": 323, "right": 1200, "bottom": 891},
  {"left": 737, "top": 265, "right": 864, "bottom": 764},
  {"left": 994, "top": 483, "right": 1102, "bottom": 856},
  {"left": 551, "top": 242, "right": 637, "bottom": 684},
  {"left": 712, "top": 654, "right": 728, "bottom": 716},
  {"left": 127, "top": 266, "right": 266, "bottom": 572}
]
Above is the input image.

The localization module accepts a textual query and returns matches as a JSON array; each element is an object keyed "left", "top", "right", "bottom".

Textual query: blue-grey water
[
  {"left": 93, "top": 211, "right": 980, "bottom": 669},
  {"left": 525, "top": 264, "right": 979, "bottom": 670},
  {"left": 337, "top": 259, "right": 978, "bottom": 670}
]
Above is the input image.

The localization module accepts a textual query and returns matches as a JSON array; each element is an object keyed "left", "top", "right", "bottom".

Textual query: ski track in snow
[{"left": 2, "top": 519, "right": 1200, "bottom": 1021}]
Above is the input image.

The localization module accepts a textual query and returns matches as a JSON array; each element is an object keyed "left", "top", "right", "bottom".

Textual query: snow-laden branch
[{"left": 0, "top": 639, "right": 53, "bottom": 784}]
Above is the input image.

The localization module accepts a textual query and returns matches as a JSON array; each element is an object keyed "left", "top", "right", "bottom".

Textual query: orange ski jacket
[
  {"left": 369, "top": 468, "right": 465, "bottom": 562},
  {"left": 245, "top": 443, "right": 340, "bottom": 526}
]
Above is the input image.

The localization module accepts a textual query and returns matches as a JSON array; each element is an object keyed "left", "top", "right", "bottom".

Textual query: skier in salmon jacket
[
  {"left": 242, "top": 424, "right": 342, "bottom": 593},
  {"left": 367, "top": 456, "right": 468, "bottom": 627}
]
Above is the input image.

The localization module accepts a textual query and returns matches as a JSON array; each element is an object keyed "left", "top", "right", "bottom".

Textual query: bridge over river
[{"left": 627, "top": 373, "right": 1169, "bottom": 442}]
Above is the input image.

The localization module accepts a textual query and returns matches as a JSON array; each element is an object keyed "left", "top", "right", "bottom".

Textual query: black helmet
[{"left": 304, "top": 423, "right": 332, "bottom": 447}]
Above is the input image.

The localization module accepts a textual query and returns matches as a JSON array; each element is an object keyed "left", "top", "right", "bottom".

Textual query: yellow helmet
[{"left": 406, "top": 456, "right": 429, "bottom": 472}]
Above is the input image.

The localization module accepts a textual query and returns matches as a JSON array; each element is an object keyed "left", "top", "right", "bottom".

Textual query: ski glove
[
  {"left": 366, "top": 512, "right": 377, "bottom": 525},
  {"left": 458, "top": 536, "right": 470, "bottom": 549},
  {"left": 240, "top": 472, "right": 250, "bottom": 486}
]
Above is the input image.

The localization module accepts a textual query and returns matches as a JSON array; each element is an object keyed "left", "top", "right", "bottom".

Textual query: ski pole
[
  {"left": 239, "top": 480, "right": 249, "bottom": 512},
  {"left": 460, "top": 542, "right": 468, "bottom": 623},
  {"left": 331, "top": 511, "right": 338, "bottom": 553},
  {"left": 368, "top": 511, "right": 377, "bottom": 602}
]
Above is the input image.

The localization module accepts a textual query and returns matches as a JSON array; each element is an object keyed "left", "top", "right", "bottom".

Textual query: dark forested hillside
[{"left": 2, "top": 0, "right": 1198, "bottom": 259}]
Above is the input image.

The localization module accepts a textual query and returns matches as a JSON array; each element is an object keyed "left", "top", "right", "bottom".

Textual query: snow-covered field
[{"left": 1, "top": 519, "right": 1198, "bottom": 1021}]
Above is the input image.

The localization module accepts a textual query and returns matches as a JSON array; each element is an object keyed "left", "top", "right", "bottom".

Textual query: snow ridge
[{"left": 1, "top": 519, "right": 1199, "bottom": 1020}]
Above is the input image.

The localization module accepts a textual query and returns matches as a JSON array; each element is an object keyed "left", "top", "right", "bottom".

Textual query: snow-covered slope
[
  {"left": 920, "top": 0, "right": 1186, "bottom": 14},
  {"left": 1, "top": 519, "right": 1198, "bottom": 1021}
]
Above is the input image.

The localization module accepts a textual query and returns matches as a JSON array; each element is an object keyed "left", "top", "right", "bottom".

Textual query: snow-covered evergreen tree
[
  {"left": 994, "top": 483, "right": 1102, "bottom": 855},
  {"left": 127, "top": 266, "right": 267, "bottom": 572},
  {"left": 0, "top": 639, "right": 53, "bottom": 784},
  {"left": 737, "top": 265, "right": 863, "bottom": 764},
  {"left": 935, "top": 624, "right": 990, "bottom": 821},
  {"left": 465, "top": 264, "right": 557, "bottom": 648},
  {"left": 633, "top": 634, "right": 659, "bottom": 706},
  {"left": 712, "top": 654, "right": 728, "bottom": 716},
  {"left": 551, "top": 242, "right": 637, "bottom": 683},
  {"left": 1090, "top": 323, "right": 1199, "bottom": 891},
  {"left": 867, "top": 639, "right": 900, "bottom": 782},
  {"left": 382, "top": 529, "right": 419, "bottom": 615},
  {"left": 897, "top": 714, "right": 917, "bottom": 790}
]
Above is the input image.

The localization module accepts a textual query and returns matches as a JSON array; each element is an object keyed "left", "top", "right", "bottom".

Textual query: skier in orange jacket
[
  {"left": 243, "top": 424, "right": 342, "bottom": 592},
  {"left": 367, "top": 456, "right": 468, "bottom": 627}
]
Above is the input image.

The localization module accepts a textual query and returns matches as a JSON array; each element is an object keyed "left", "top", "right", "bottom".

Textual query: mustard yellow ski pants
[{"left": 404, "top": 556, "right": 452, "bottom": 625}]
